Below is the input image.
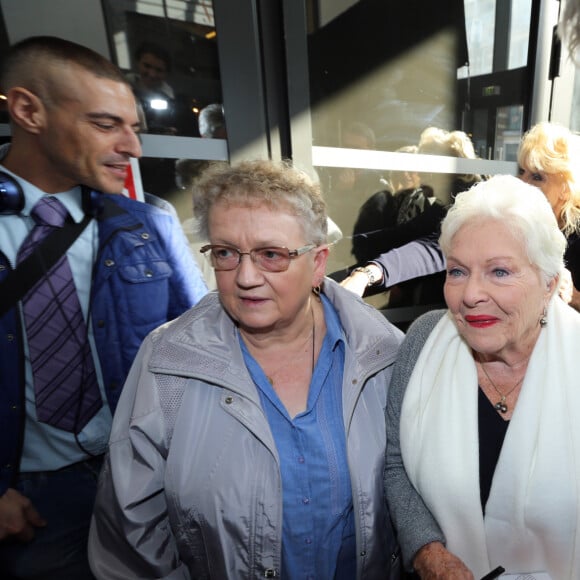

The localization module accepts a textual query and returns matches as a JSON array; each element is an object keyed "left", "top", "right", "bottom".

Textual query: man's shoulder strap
[{"left": 0, "top": 214, "right": 92, "bottom": 318}]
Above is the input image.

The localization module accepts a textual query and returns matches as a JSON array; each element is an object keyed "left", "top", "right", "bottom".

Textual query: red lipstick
[{"left": 464, "top": 315, "right": 498, "bottom": 328}]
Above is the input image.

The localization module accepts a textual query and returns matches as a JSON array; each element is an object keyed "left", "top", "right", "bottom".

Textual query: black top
[
  {"left": 478, "top": 387, "right": 509, "bottom": 512},
  {"left": 350, "top": 186, "right": 446, "bottom": 264},
  {"left": 565, "top": 231, "right": 580, "bottom": 289}
]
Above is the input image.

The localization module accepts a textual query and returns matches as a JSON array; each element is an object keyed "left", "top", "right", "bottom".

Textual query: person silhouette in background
[
  {"left": 386, "top": 145, "right": 421, "bottom": 193},
  {"left": 334, "top": 122, "right": 386, "bottom": 200},
  {"left": 198, "top": 102, "right": 227, "bottom": 139},
  {"left": 126, "top": 42, "right": 177, "bottom": 135},
  {"left": 339, "top": 128, "right": 482, "bottom": 318}
]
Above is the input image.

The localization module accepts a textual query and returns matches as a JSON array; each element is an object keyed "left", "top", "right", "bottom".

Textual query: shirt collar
[
  {"left": 320, "top": 293, "right": 345, "bottom": 351},
  {"left": 0, "top": 164, "right": 85, "bottom": 223}
]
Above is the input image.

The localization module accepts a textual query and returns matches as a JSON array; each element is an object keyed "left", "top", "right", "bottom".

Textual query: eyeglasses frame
[{"left": 200, "top": 243, "right": 317, "bottom": 272}]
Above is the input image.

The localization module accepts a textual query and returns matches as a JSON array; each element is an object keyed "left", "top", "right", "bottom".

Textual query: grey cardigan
[{"left": 384, "top": 309, "right": 447, "bottom": 570}]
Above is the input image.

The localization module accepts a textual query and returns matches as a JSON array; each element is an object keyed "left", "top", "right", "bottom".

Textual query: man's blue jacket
[{"left": 0, "top": 191, "right": 207, "bottom": 493}]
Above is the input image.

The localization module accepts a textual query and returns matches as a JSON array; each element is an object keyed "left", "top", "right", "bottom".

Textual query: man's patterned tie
[{"left": 17, "top": 197, "right": 102, "bottom": 433}]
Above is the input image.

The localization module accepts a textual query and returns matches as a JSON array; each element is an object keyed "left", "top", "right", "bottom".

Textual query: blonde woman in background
[{"left": 517, "top": 122, "right": 580, "bottom": 310}]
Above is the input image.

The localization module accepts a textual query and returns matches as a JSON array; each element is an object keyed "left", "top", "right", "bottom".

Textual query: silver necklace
[
  {"left": 480, "top": 362, "right": 524, "bottom": 414},
  {"left": 266, "top": 304, "right": 315, "bottom": 387}
]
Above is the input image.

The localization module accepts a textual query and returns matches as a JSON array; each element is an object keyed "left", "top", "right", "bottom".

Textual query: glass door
[{"left": 283, "top": 0, "right": 535, "bottom": 279}]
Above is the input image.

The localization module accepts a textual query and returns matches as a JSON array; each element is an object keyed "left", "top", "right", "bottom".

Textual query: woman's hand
[
  {"left": 413, "top": 542, "right": 474, "bottom": 579},
  {"left": 340, "top": 264, "right": 383, "bottom": 297},
  {"left": 339, "top": 270, "right": 369, "bottom": 297}
]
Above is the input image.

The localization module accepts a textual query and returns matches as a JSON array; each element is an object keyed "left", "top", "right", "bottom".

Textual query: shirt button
[
  {"left": 305, "top": 537, "right": 312, "bottom": 544},
  {"left": 302, "top": 497, "right": 310, "bottom": 504},
  {"left": 297, "top": 456, "right": 305, "bottom": 463}
]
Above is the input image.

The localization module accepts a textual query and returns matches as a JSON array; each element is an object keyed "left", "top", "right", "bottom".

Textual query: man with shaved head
[{"left": 0, "top": 36, "right": 206, "bottom": 578}]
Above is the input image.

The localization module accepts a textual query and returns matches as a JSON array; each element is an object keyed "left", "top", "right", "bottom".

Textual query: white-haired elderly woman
[
  {"left": 517, "top": 122, "right": 580, "bottom": 311},
  {"left": 89, "top": 159, "right": 404, "bottom": 579},
  {"left": 384, "top": 174, "right": 580, "bottom": 579}
]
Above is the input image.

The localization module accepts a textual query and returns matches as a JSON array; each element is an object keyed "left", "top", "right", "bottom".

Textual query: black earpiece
[
  {"left": 0, "top": 172, "right": 103, "bottom": 217},
  {"left": 0, "top": 171, "right": 25, "bottom": 214},
  {"left": 81, "top": 186, "right": 104, "bottom": 218}
]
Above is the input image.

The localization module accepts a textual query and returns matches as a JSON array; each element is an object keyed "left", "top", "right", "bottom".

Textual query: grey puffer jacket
[{"left": 89, "top": 279, "right": 404, "bottom": 579}]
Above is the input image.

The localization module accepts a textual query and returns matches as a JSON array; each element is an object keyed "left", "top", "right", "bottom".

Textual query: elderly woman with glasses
[{"left": 88, "top": 159, "right": 404, "bottom": 579}]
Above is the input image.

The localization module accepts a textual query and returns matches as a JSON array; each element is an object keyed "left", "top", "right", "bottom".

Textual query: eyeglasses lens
[{"left": 209, "top": 246, "right": 291, "bottom": 272}]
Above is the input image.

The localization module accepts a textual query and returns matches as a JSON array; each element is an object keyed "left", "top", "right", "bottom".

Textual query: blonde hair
[
  {"left": 418, "top": 127, "right": 476, "bottom": 159},
  {"left": 517, "top": 122, "right": 580, "bottom": 236},
  {"left": 192, "top": 159, "right": 328, "bottom": 245},
  {"left": 418, "top": 127, "right": 480, "bottom": 184}
]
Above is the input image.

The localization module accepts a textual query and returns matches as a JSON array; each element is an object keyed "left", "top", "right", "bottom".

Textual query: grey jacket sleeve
[
  {"left": 384, "top": 310, "right": 447, "bottom": 570},
  {"left": 88, "top": 337, "right": 189, "bottom": 580},
  {"left": 371, "top": 234, "right": 446, "bottom": 288}
]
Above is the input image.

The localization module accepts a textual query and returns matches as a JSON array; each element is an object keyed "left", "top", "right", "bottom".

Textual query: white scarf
[{"left": 400, "top": 297, "right": 580, "bottom": 579}]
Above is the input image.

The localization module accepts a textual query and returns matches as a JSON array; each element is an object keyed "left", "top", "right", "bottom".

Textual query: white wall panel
[{"left": 0, "top": 0, "right": 110, "bottom": 57}]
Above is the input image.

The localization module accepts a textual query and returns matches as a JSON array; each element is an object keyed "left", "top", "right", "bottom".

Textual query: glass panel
[
  {"left": 459, "top": 0, "right": 495, "bottom": 78},
  {"left": 494, "top": 105, "right": 523, "bottom": 161},
  {"left": 571, "top": 71, "right": 580, "bottom": 133},
  {"left": 508, "top": 0, "right": 532, "bottom": 69},
  {"left": 470, "top": 108, "right": 490, "bottom": 159},
  {"left": 459, "top": 0, "right": 532, "bottom": 78},
  {"left": 102, "top": 0, "right": 222, "bottom": 138},
  {"left": 101, "top": 0, "right": 227, "bottom": 230},
  {"left": 301, "top": 0, "right": 529, "bottom": 314},
  {"left": 306, "top": 0, "right": 471, "bottom": 280}
]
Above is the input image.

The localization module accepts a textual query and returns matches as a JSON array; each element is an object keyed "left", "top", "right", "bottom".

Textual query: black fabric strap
[{"left": 0, "top": 214, "right": 92, "bottom": 318}]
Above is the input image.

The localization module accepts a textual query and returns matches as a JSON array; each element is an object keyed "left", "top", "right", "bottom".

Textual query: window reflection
[
  {"left": 102, "top": 0, "right": 222, "bottom": 137},
  {"left": 459, "top": 0, "right": 495, "bottom": 78}
]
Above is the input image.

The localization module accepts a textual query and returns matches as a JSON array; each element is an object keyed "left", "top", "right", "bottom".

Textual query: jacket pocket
[
  {"left": 118, "top": 260, "right": 172, "bottom": 284},
  {"left": 117, "top": 260, "right": 173, "bottom": 328}
]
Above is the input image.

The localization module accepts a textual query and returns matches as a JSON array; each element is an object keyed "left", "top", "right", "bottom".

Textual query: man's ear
[{"left": 6, "top": 87, "right": 46, "bottom": 134}]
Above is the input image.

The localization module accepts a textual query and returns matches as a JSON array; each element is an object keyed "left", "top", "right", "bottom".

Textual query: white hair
[{"left": 440, "top": 175, "right": 566, "bottom": 283}]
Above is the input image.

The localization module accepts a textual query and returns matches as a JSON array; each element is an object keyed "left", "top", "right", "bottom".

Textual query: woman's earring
[
  {"left": 540, "top": 307, "right": 548, "bottom": 327},
  {"left": 312, "top": 285, "right": 321, "bottom": 297}
]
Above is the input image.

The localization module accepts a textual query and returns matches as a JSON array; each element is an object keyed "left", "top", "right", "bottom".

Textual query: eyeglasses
[{"left": 200, "top": 244, "right": 316, "bottom": 272}]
